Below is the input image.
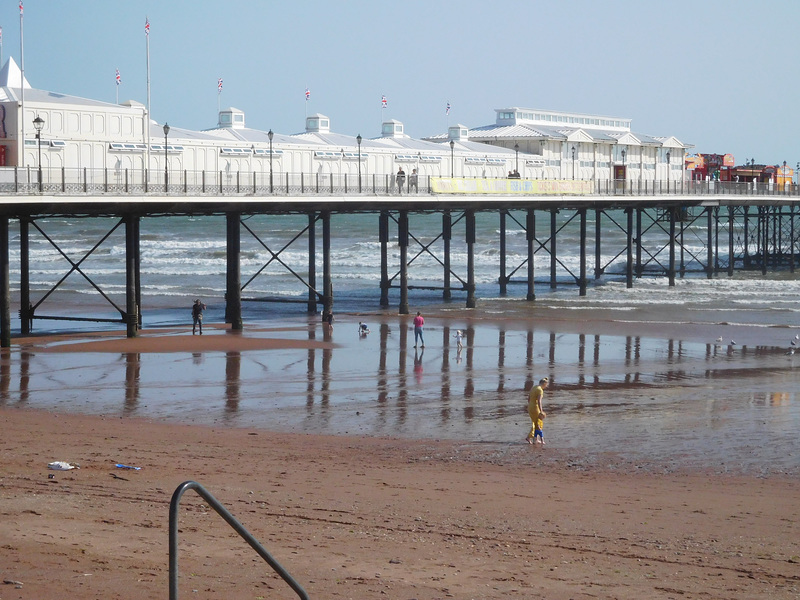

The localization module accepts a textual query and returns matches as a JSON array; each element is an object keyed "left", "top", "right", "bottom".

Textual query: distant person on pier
[
  {"left": 396, "top": 167, "right": 406, "bottom": 194},
  {"left": 191, "top": 299, "right": 206, "bottom": 335},
  {"left": 408, "top": 168, "right": 418, "bottom": 193},
  {"left": 413, "top": 311, "right": 425, "bottom": 348},
  {"left": 525, "top": 377, "right": 549, "bottom": 445}
]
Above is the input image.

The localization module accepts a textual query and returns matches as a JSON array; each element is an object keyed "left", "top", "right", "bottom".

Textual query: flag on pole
[
  {"left": 218, "top": 78, "right": 223, "bottom": 92},
  {"left": 116, "top": 68, "right": 121, "bottom": 86},
  {"left": 19, "top": 1, "right": 23, "bottom": 15},
  {"left": 145, "top": 16, "right": 150, "bottom": 36},
  {"left": 446, "top": 101, "right": 451, "bottom": 115},
  {"left": 381, "top": 94, "right": 387, "bottom": 108},
  {"left": 305, "top": 87, "right": 310, "bottom": 101}
]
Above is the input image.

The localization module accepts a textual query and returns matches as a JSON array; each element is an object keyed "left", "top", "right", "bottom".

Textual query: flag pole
[
  {"left": 145, "top": 17, "right": 151, "bottom": 181},
  {"left": 19, "top": 2, "right": 25, "bottom": 168},
  {"left": 0, "top": 27, "right": 4, "bottom": 71}
]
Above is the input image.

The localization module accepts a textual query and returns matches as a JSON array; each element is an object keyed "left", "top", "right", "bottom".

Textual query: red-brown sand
[{"left": 1, "top": 324, "right": 799, "bottom": 599}]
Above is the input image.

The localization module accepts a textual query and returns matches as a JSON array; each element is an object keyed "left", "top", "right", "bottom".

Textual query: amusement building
[{"left": 0, "top": 57, "right": 692, "bottom": 185}]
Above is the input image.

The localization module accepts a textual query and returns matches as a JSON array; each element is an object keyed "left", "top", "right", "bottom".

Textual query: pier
[{"left": 1, "top": 167, "right": 798, "bottom": 346}]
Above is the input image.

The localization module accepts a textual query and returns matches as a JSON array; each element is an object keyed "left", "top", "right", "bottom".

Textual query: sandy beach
[{"left": 1, "top": 307, "right": 799, "bottom": 599}]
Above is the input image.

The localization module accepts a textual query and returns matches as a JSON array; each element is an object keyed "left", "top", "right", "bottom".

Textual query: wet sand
[{"left": 1, "top": 308, "right": 799, "bottom": 598}]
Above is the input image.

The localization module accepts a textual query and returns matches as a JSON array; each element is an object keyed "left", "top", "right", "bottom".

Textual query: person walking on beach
[
  {"left": 396, "top": 167, "right": 406, "bottom": 194},
  {"left": 191, "top": 299, "right": 206, "bottom": 335},
  {"left": 526, "top": 377, "right": 549, "bottom": 445},
  {"left": 322, "top": 309, "right": 334, "bottom": 333},
  {"left": 413, "top": 311, "right": 425, "bottom": 348},
  {"left": 454, "top": 329, "right": 463, "bottom": 351}
]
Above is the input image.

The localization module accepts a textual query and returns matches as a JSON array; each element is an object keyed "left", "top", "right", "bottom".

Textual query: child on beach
[
  {"left": 454, "top": 329, "right": 463, "bottom": 351},
  {"left": 526, "top": 377, "right": 549, "bottom": 445},
  {"left": 358, "top": 322, "right": 370, "bottom": 335}
]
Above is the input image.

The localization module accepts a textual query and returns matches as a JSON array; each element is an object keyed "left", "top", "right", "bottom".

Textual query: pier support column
[
  {"left": 790, "top": 205, "right": 796, "bottom": 273},
  {"left": 307, "top": 212, "right": 317, "bottom": 313},
  {"left": 20, "top": 218, "right": 31, "bottom": 335},
  {"left": 635, "top": 208, "right": 643, "bottom": 277},
  {"left": 499, "top": 210, "right": 507, "bottom": 295},
  {"left": 728, "top": 206, "right": 735, "bottom": 276},
  {"left": 124, "top": 214, "right": 139, "bottom": 338},
  {"left": 135, "top": 216, "right": 142, "bottom": 327},
  {"left": 625, "top": 208, "right": 634, "bottom": 288},
  {"left": 549, "top": 209, "right": 557, "bottom": 290},
  {"left": 706, "top": 207, "right": 714, "bottom": 279},
  {"left": 0, "top": 217, "right": 9, "bottom": 348},
  {"left": 579, "top": 208, "right": 587, "bottom": 296},
  {"left": 466, "top": 209, "right": 476, "bottom": 308},
  {"left": 526, "top": 208, "right": 536, "bottom": 301},
  {"left": 225, "top": 212, "right": 242, "bottom": 330},
  {"left": 379, "top": 211, "right": 390, "bottom": 308},
  {"left": 322, "top": 211, "right": 333, "bottom": 314},
  {"left": 761, "top": 207, "right": 768, "bottom": 275},
  {"left": 668, "top": 208, "right": 677, "bottom": 287},
  {"left": 594, "top": 208, "right": 602, "bottom": 279},
  {"left": 398, "top": 210, "right": 409, "bottom": 314},
  {"left": 443, "top": 211, "right": 452, "bottom": 300}
]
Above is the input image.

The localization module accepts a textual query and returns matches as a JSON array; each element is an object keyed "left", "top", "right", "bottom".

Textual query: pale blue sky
[{"left": 3, "top": 1, "right": 798, "bottom": 166}]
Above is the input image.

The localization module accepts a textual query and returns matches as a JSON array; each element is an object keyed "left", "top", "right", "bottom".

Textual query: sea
[{"left": 4, "top": 210, "right": 800, "bottom": 475}]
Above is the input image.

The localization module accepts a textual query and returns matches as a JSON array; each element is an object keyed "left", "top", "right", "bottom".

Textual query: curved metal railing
[{"left": 169, "top": 480, "right": 310, "bottom": 600}]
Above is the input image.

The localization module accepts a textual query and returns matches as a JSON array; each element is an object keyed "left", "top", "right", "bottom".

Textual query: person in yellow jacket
[{"left": 525, "top": 377, "right": 549, "bottom": 444}]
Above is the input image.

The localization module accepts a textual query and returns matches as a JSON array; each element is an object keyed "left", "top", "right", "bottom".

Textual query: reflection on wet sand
[
  {"left": 124, "top": 352, "right": 140, "bottom": 415},
  {"left": 2, "top": 322, "right": 795, "bottom": 452},
  {"left": 225, "top": 351, "right": 240, "bottom": 418}
]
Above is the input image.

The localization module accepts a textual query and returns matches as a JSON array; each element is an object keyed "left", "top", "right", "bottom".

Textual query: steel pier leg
[
  {"left": 20, "top": 218, "right": 30, "bottom": 334},
  {"left": 626, "top": 208, "right": 633, "bottom": 288},
  {"left": 443, "top": 211, "right": 451, "bottom": 300},
  {"left": 499, "top": 210, "right": 507, "bottom": 295},
  {"left": 308, "top": 212, "right": 317, "bottom": 313},
  {"left": 125, "top": 215, "right": 139, "bottom": 337},
  {"left": 379, "top": 211, "right": 389, "bottom": 307},
  {"left": 526, "top": 208, "right": 535, "bottom": 301},
  {"left": 398, "top": 211, "right": 409, "bottom": 315},
  {"left": 322, "top": 211, "right": 332, "bottom": 314},
  {"left": 550, "top": 209, "right": 557, "bottom": 290},
  {"left": 579, "top": 208, "right": 587, "bottom": 296},
  {"left": 466, "top": 209, "right": 476, "bottom": 308},
  {"left": 0, "top": 217, "right": 9, "bottom": 347},
  {"left": 226, "top": 212, "right": 242, "bottom": 330}
]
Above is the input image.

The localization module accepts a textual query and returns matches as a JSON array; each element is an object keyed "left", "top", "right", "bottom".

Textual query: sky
[{"left": 2, "top": 1, "right": 798, "bottom": 167}]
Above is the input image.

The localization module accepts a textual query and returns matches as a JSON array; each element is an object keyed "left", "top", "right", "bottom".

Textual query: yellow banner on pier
[{"left": 431, "top": 178, "right": 593, "bottom": 195}]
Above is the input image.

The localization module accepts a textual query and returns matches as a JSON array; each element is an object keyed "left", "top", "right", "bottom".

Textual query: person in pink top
[{"left": 413, "top": 311, "right": 425, "bottom": 348}]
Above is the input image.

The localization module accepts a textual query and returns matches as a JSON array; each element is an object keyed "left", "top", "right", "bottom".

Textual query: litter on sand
[
  {"left": 48, "top": 461, "right": 79, "bottom": 471},
  {"left": 115, "top": 463, "right": 141, "bottom": 470}
]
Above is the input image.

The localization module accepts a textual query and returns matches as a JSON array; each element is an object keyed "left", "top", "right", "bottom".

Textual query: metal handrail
[
  {"left": 3, "top": 165, "right": 800, "bottom": 199},
  {"left": 169, "top": 480, "right": 310, "bottom": 600}
]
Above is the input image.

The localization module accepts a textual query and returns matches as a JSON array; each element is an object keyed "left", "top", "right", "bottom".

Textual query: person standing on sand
[
  {"left": 191, "top": 299, "right": 206, "bottom": 335},
  {"left": 526, "top": 377, "right": 549, "bottom": 445},
  {"left": 413, "top": 311, "right": 425, "bottom": 348}
]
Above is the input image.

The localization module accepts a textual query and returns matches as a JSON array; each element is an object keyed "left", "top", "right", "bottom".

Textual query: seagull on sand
[{"left": 715, "top": 336, "right": 723, "bottom": 344}]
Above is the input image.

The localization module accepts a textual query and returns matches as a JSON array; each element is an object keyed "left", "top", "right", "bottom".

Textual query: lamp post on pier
[
  {"left": 666, "top": 151, "right": 671, "bottom": 190},
  {"left": 571, "top": 145, "right": 576, "bottom": 180},
  {"left": 163, "top": 123, "right": 170, "bottom": 191},
  {"left": 33, "top": 114, "right": 44, "bottom": 191},
  {"left": 514, "top": 142, "right": 519, "bottom": 174},
  {"left": 450, "top": 140, "right": 455, "bottom": 178},
  {"left": 357, "top": 134, "right": 362, "bottom": 193},
  {"left": 268, "top": 129, "right": 274, "bottom": 193}
]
